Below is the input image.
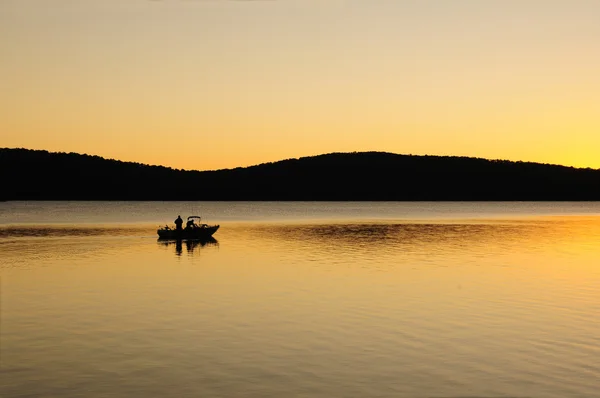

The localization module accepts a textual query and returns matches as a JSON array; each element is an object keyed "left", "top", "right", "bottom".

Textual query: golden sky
[{"left": 1, "top": 0, "right": 599, "bottom": 171}]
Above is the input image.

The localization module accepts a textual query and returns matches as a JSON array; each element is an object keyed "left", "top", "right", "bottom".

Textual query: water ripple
[{"left": 2, "top": 208, "right": 600, "bottom": 397}]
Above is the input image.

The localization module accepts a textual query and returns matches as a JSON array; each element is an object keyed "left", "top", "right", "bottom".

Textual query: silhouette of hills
[{"left": 2, "top": 148, "right": 600, "bottom": 200}]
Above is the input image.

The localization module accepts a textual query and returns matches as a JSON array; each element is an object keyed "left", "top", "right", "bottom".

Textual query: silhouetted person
[
  {"left": 175, "top": 215, "right": 183, "bottom": 231},
  {"left": 186, "top": 218, "right": 195, "bottom": 229}
]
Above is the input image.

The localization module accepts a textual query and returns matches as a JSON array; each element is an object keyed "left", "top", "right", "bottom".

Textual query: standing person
[{"left": 174, "top": 215, "right": 183, "bottom": 231}]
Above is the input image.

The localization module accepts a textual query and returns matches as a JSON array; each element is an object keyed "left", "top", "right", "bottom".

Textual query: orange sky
[{"left": 1, "top": 0, "right": 599, "bottom": 171}]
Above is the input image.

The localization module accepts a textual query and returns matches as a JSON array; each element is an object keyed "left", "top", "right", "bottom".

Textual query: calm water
[{"left": 2, "top": 202, "right": 600, "bottom": 398}]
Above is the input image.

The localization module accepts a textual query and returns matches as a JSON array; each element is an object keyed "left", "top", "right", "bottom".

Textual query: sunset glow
[{"left": 2, "top": 0, "right": 599, "bottom": 170}]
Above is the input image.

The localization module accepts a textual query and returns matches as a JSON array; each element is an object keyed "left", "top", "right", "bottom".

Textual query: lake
[{"left": 1, "top": 201, "right": 600, "bottom": 398}]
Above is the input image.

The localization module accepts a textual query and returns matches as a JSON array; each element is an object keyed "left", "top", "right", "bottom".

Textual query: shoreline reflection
[{"left": 244, "top": 218, "right": 600, "bottom": 261}]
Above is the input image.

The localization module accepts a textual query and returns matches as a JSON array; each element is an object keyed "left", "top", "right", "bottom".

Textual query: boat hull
[{"left": 157, "top": 225, "right": 219, "bottom": 240}]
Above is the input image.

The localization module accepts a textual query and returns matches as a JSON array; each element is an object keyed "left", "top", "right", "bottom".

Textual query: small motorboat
[{"left": 157, "top": 216, "right": 219, "bottom": 240}]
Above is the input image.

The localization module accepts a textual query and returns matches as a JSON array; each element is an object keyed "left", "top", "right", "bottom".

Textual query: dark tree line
[{"left": 2, "top": 148, "right": 600, "bottom": 200}]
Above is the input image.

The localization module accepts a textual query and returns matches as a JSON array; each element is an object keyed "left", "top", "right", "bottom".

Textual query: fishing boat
[{"left": 157, "top": 216, "right": 219, "bottom": 240}]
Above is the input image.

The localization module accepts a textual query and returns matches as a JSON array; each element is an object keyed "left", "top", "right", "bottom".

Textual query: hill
[{"left": 1, "top": 148, "right": 600, "bottom": 200}]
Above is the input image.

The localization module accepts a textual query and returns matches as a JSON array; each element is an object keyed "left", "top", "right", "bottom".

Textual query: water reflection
[
  {"left": 158, "top": 237, "right": 219, "bottom": 256},
  {"left": 258, "top": 222, "right": 526, "bottom": 244},
  {"left": 250, "top": 219, "right": 600, "bottom": 254},
  {"left": 0, "top": 225, "right": 153, "bottom": 238},
  {"left": 3, "top": 215, "right": 600, "bottom": 398}
]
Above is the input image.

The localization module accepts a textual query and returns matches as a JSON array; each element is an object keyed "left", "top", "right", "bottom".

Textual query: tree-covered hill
[{"left": 2, "top": 148, "right": 599, "bottom": 200}]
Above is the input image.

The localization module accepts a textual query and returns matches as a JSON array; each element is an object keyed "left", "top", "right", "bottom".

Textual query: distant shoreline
[{"left": 2, "top": 148, "right": 600, "bottom": 201}]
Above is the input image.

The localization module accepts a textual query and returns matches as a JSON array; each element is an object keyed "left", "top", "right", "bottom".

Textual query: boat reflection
[{"left": 158, "top": 237, "right": 219, "bottom": 256}]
